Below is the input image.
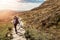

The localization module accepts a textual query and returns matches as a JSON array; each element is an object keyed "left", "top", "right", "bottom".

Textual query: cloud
[
  {"left": 0, "top": 0, "right": 44, "bottom": 11},
  {"left": 17, "top": 3, "right": 42, "bottom": 11},
  {"left": 20, "top": 0, "right": 44, "bottom": 3}
]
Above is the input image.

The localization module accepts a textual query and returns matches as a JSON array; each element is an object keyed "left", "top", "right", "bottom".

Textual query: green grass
[{"left": 0, "top": 23, "right": 13, "bottom": 40}]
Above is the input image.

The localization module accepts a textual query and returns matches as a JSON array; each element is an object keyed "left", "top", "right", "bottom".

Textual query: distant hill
[{"left": 0, "top": 10, "right": 19, "bottom": 23}]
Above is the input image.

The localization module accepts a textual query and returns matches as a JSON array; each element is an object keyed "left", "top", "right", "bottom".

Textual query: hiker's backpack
[{"left": 13, "top": 17, "right": 19, "bottom": 24}]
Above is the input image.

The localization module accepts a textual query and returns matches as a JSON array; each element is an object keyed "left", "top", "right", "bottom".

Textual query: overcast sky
[{"left": 0, "top": 0, "right": 45, "bottom": 11}]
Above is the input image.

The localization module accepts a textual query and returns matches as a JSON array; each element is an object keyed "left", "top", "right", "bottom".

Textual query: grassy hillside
[
  {"left": 19, "top": 0, "right": 60, "bottom": 40},
  {"left": 0, "top": 23, "right": 13, "bottom": 40}
]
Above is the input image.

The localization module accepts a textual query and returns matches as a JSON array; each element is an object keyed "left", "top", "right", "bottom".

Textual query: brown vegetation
[{"left": 19, "top": 0, "right": 60, "bottom": 40}]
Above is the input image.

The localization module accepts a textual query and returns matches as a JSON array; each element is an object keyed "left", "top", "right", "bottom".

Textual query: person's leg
[{"left": 14, "top": 24, "right": 17, "bottom": 34}]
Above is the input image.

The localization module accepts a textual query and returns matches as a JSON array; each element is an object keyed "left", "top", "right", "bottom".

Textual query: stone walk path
[{"left": 11, "top": 24, "right": 26, "bottom": 40}]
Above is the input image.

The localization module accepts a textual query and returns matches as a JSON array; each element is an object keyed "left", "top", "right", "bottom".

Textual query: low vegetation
[
  {"left": 0, "top": 23, "right": 13, "bottom": 40},
  {"left": 19, "top": 0, "right": 60, "bottom": 40}
]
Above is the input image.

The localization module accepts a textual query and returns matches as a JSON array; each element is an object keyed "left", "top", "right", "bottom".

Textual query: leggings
[{"left": 14, "top": 24, "right": 18, "bottom": 34}]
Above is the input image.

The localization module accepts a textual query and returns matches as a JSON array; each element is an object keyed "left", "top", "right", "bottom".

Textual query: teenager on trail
[{"left": 13, "top": 16, "right": 20, "bottom": 34}]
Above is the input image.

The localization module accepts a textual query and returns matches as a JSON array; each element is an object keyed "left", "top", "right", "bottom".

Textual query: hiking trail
[{"left": 11, "top": 24, "right": 26, "bottom": 40}]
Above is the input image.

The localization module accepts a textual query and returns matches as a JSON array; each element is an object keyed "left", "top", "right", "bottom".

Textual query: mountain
[
  {"left": 20, "top": 0, "right": 60, "bottom": 27},
  {"left": 19, "top": 0, "right": 60, "bottom": 40}
]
